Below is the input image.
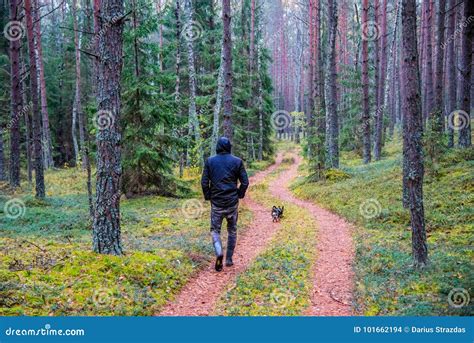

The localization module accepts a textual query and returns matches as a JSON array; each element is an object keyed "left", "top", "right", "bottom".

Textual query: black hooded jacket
[{"left": 201, "top": 137, "right": 249, "bottom": 207}]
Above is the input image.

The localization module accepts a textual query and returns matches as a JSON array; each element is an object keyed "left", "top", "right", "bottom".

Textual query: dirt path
[
  {"left": 159, "top": 154, "right": 285, "bottom": 316},
  {"left": 159, "top": 151, "right": 354, "bottom": 316},
  {"left": 274, "top": 154, "right": 355, "bottom": 316}
]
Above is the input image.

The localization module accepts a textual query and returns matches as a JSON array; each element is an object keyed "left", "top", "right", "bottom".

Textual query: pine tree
[
  {"left": 92, "top": 0, "right": 125, "bottom": 255},
  {"left": 222, "top": 0, "right": 233, "bottom": 140},
  {"left": 8, "top": 0, "right": 22, "bottom": 187},
  {"left": 361, "top": 0, "right": 371, "bottom": 164},
  {"left": 458, "top": 1, "right": 473, "bottom": 148},
  {"left": 25, "top": 0, "right": 45, "bottom": 198},
  {"left": 401, "top": 0, "right": 428, "bottom": 268},
  {"left": 326, "top": 0, "right": 339, "bottom": 168}
]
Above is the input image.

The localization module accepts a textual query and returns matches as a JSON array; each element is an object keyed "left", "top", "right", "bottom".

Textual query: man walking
[{"left": 201, "top": 137, "right": 249, "bottom": 272}]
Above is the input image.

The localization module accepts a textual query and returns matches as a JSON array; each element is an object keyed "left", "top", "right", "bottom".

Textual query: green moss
[
  {"left": 0, "top": 238, "right": 195, "bottom": 315},
  {"left": 324, "top": 168, "right": 352, "bottom": 181}
]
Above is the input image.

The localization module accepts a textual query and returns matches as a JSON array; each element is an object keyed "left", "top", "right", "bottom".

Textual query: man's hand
[
  {"left": 201, "top": 160, "right": 211, "bottom": 200},
  {"left": 238, "top": 160, "right": 249, "bottom": 199}
]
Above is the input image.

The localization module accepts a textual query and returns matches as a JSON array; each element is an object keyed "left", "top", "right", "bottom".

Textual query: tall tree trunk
[
  {"left": 326, "top": 0, "right": 339, "bottom": 168},
  {"left": 174, "top": 0, "right": 184, "bottom": 177},
  {"left": 73, "top": 0, "right": 93, "bottom": 218},
  {"left": 21, "top": 55, "right": 33, "bottom": 183},
  {"left": 33, "top": 0, "right": 54, "bottom": 168},
  {"left": 222, "top": 0, "right": 233, "bottom": 140},
  {"left": 401, "top": 0, "right": 428, "bottom": 268},
  {"left": 249, "top": 0, "right": 256, "bottom": 75},
  {"left": 72, "top": 103, "right": 79, "bottom": 164},
  {"left": 25, "top": 0, "right": 45, "bottom": 198},
  {"left": 183, "top": 0, "right": 203, "bottom": 164},
  {"left": 446, "top": 0, "right": 457, "bottom": 148},
  {"left": 92, "top": 0, "right": 125, "bottom": 255},
  {"left": 211, "top": 42, "right": 225, "bottom": 156},
  {"left": 422, "top": 0, "right": 434, "bottom": 123},
  {"left": 307, "top": 0, "right": 315, "bottom": 158},
  {"left": 361, "top": 0, "right": 371, "bottom": 164},
  {"left": 373, "top": 0, "right": 381, "bottom": 158},
  {"left": 313, "top": 0, "right": 325, "bottom": 175},
  {"left": 374, "top": 0, "right": 388, "bottom": 160},
  {"left": 257, "top": 44, "right": 264, "bottom": 161},
  {"left": 257, "top": 1, "right": 264, "bottom": 161},
  {"left": 433, "top": 0, "right": 446, "bottom": 134},
  {"left": 156, "top": 0, "right": 164, "bottom": 93},
  {"left": 71, "top": 0, "right": 80, "bottom": 164},
  {"left": 388, "top": 1, "right": 401, "bottom": 138},
  {"left": 8, "top": 0, "right": 22, "bottom": 187},
  {"left": 458, "top": 1, "right": 473, "bottom": 147}
]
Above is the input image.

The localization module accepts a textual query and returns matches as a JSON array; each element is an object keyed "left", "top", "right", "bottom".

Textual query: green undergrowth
[
  {"left": 0, "top": 239, "right": 193, "bottom": 315},
  {"left": 0, "top": 156, "right": 273, "bottom": 315},
  {"left": 292, "top": 138, "right": 473, "bottom": 316},
  {"left": 215, "top": 153, "right": 318, "bottom": 316}
]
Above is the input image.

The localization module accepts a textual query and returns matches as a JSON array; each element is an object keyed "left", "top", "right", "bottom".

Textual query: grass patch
[{"left": 292, "top": 139, "right": 474, "bottom": 316}]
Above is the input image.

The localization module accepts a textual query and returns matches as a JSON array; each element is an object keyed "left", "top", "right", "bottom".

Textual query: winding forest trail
[
  {"left": 274, "top": 153, "right": 355, "bottom": 316},
  {"left": 159, "top": 151, "right": 354, "bottom": 316}
]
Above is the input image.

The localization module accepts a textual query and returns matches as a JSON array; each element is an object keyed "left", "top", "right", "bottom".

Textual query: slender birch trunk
[
  {"left": 183, "top": 0, "right": 203, "bottom": 165},
  {"left": 211, "top": 43, "right": 225, "bottom": 156},
  {"left": 174, "top": 0, "right": 185, "bottom": 177}
]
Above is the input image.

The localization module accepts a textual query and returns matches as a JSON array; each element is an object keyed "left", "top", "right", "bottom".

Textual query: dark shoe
[
  {"left": 215, "top": 255, "right": 224, "bottom": 272},
  {"left": 226, "top": 234, "right": 237, "bottom": 267}
]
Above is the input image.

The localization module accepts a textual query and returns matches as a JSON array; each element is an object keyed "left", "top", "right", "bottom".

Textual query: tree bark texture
[
  {"left": 222, "top": 0, "right": 233, "bottom": 140},
  {"left": 92, "top": 0, "right": 125, "bottom": 255},
  {"left": 25, "top": 0, "right": 45, "bottom": 198},
  {"left": 401, "top": 0, "right": 428, "bottom": 268}
]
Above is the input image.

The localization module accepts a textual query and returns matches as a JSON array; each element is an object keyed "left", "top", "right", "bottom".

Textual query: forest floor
[{"left": 0, "top": 138, "right": 472, "bottom": 316}]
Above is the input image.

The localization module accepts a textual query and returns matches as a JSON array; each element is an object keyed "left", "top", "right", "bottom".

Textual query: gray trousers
[{"left": 210, "top": 203, "right": 239, "bottom": 260}]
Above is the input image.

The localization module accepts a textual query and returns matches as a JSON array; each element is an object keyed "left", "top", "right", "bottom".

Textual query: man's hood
[{"left": 216, "top": 137, "right": 232, "bottom": 154}]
